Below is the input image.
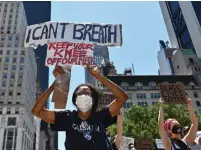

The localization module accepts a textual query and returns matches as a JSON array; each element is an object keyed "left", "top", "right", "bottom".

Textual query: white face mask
[{"left": 75, "top": 95, "right": 93, "bottom": 112}]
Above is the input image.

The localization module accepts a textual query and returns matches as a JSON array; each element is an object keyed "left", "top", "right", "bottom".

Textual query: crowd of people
[{"left": 31, "top": 65, "right": 201, "bottom": 150}]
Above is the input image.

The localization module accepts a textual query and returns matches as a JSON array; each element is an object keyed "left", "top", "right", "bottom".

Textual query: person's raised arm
[
  {"left": 183, "top": 96, "right": 198, "bottom": 144},
  {"left": 114, "top": 110, "right": 123, "bottom": 149},
  {"left": 158, "top": 98, "right": 171, "bottom": 150},
  {"left": 86, "top": 65, "right": 128, "bottom": 117},
  {"left": 31, "top": 66, "right": 65, "bottom": 124}
]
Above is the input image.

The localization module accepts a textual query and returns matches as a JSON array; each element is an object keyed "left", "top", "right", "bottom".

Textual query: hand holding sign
[
  {"left": 186, "top": 96, "right": 193, "bottom": 107},
  {"left": 53, "top": 66, "right": 65, "bottom": 77},
  {"left": 86, "top": 65, "right": 100, "bottom": 78},
  {"left": 158, "top": 97, "right": 165, "bottom": 105}
]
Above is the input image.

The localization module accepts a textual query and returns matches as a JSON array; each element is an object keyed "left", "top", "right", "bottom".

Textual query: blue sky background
[{"left": 48, "top": 1, "right": 170, "bottom": 149}]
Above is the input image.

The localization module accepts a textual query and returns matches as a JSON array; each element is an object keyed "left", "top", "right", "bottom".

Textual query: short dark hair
[{"left": 72, "top": 83, "right": 100, "bottom": 112}]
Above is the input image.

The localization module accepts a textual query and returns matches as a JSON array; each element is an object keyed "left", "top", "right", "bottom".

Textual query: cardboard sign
[
  {"left": 159, "top": 83, "right": 186, "bottom": 104},
  {"left": 52, "top": 66, "right": 71, "bottom": 109},
  {"left": 45, "top": 42, "right": 94, "bottom": 66},
  {"left": 24, "top": 22, "right": 123, "bottom": 48}
]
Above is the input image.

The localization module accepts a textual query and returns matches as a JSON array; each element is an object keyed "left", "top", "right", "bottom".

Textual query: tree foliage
[{"left": 109, "top": 103, "right": 201, "bottom": 145}]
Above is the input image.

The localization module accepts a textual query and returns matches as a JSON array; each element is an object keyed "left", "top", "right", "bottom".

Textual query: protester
[
  {"left": 182, "top": 127, "right": 201, "bottom": 147},
  {"left": 31, "top": 65, "right": 128, "bottom": 150},
  {"left": 158, "top": 96, "right": 199, "bottom": 150},
  {"left": 107, "top": 109, "right": 123, "bottom": 150}
]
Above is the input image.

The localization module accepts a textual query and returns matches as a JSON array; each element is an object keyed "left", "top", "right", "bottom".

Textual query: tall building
[
  {"left": 157, "top": 40, "right": 201, "bottom": 85},
  {"left": 0, "top": 2, "right": 37, "bottom": 150},
  {"left": 85, "top": 45, "right": 110, "bottom": 85},
  {"left": 159, "top": 1, "right": 201, "bottom": 57},
  {"left": 23, "top": 2, "right": 59, "bottom": 150}
]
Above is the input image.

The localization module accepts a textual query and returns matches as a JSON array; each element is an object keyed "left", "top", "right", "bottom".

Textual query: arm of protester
[
  {"left": 114, "top": 110, "right": 123, "bottom": 149},
  {"left": 31, "top": 82, "right": 55, "bottom": 123},
  {"left": 86, "top": 65, "right": 128, "bottom": 117},
  {"left": 158, "top": 98, "right": 171, "bottom": 150},
  {"left": 183, "top": 96, "right": 198, "bottom": 144},
  {"left": 31, "top": 66, "right": 65, "bottom": 124}
]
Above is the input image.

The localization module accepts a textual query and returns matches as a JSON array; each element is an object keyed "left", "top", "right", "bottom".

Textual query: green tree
[{"left": 108, "top": 103, "right": 201, "bottom": 147}]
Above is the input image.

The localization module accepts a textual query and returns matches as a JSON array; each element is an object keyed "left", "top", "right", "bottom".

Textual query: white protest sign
[
  {"left": 24, "top": 21, "right": 123, "bottom": 48},
  {"left": 45, "top": 42, "right": 94, "bottom": 66},
  {"left": 120, "top": 136, "right": 135, "bottom": 150},
  {"left": 155, "top": 139, "right": 165, "bottom": 149}
]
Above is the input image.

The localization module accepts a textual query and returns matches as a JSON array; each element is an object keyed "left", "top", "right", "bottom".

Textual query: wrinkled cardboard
[
  {"left": 52, "top": 66, "right": 71, "bottom": 109},
  {"left": 159, "top": 83, "right": 186, "bottom": 104}
]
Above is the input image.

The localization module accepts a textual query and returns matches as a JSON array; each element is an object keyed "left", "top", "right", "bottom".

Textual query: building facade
[
  {"left": 159, "top": 1, "right": 201, "bottom": 57},
  {"left": 157, "top": 40, "right": 201, "bottom": 85},
  {"left": 104, "top": 75, "right": 201, "bottom": 115},
  {"left": 0, "top": 2, "right": 37, "bottom": 150},
  {"left": 85, "top": 45, "right": 110, "bottom": 85}
]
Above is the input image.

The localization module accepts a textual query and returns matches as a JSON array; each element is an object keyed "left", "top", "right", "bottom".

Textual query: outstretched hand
[{"left": 86, "top": 65, "right": 100, "bottom": 77}]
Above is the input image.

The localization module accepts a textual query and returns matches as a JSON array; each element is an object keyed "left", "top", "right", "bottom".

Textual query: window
[
  {"left": 7, "top": 108, "right": 11, "bottom": 114},
  {"left": 5, "top": 57, "right": 9, "bottom": 63},
  {"left": 135, "top": 82, "right": 143, "bottom": 90},
  {"left": 196, "top": 101, "right": 201, "bottom": 107},
  {"left": 150, "top": 93, "right": 154, "bottom": 98},
  {"left": 16, "top": 36, "right": 19, "bottom": 40},
  {"left": 20, "top": 57, "right": 24, "bottom": 63},
  {"left": 13, "top": 57, "right": 17, "bottom": 63},
  {"left": 15, "top": 108, "right": 19, "bottom": 114},
  {"left": 12, "top": 65, "right": 16, "bottom": 70},
  {"left": 143, "top": 93, "right": 146, "bottom": 99},
  {"left": 17, "top": 92, "right": 21, "bottom": 96},
  {"left": 138, "top": 102, "right": 148, "bottom": 107},
  {"left": 14, "top": 50, "right": 17, "bottom": 55},
  {"left": 194, "top": 91, "right": 198, "bottom": 98},
  {"left": 3, "top": 73, "right": 7, "bottom": 79},
  {"left": 16, "top": 101, "right": 20, "bottom": 104},
  {"left": 8, "top": 36, "right": 12, "bottom": 41},
  {"left": 2, "top": 80, "right": 6, "bottom": 87},
  {"left": 1, "top": 90, "right": 5, "bottom": 96},
  {"left": 6, "top": 50, "right": 10, "bottom": 55},
  {"left": 136, "top": 93, "right": 139, "bottom": 99},
  {"left": 21, "top": 50, "right": 25, "bottom": 55},
  {"left": 11, "top": 73, "right": 15, "bottom": 78},
  {"left": 0, "top": 50, "right": 2, "bottom": 54},
  {"left": 19, "top": 65, "right": 23, "bottom": 70},
  {"left": 7, "top": 117, "right": 16, "bottom": 126},
  {"left": 15, "top": 43, "right": 18, "bottom": 47},
  {"left": 9, "top": 91, "right": 13, "bottom": 96},
  {"left": 0, "top": 108, "right": 2, "bottom": 114},
  {"left": 128, "top": 93, "right": 132, "bottom": 99}
]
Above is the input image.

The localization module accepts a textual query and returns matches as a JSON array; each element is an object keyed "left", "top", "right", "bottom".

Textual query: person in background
[
  {"left": 182, "top": 127, "right": 201, "bottom": 146},
  {"left": 31, "top": 65, "right": 128, "bottom": 150},
  {"left": 108, "top": 109, "right": 123, "bottom": 150},
  {"left": 158, "top": 96, "right": 199, "bottom": 150}
]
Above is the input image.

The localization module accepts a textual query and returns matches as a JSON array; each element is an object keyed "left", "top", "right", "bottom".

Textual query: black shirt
[
  {"left": 111, "top": 142, "right": 118, "bottom": 150},
  {"left": 50, "top": 107, "right": 114, "bottom": 150}
]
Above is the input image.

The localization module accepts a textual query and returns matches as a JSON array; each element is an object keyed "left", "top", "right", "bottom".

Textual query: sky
[{"left": 49, "top": 1, "right": 170, "bottom": 149}]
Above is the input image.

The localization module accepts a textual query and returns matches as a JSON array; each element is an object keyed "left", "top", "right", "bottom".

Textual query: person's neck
[{"left": 77, "top": 110, "right": 91, "bottom": 120}]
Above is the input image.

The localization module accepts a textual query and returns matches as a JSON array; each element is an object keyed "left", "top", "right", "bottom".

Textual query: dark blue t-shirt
[{"left": 50, "top": 107, "right": 115, "bottom": 150}]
